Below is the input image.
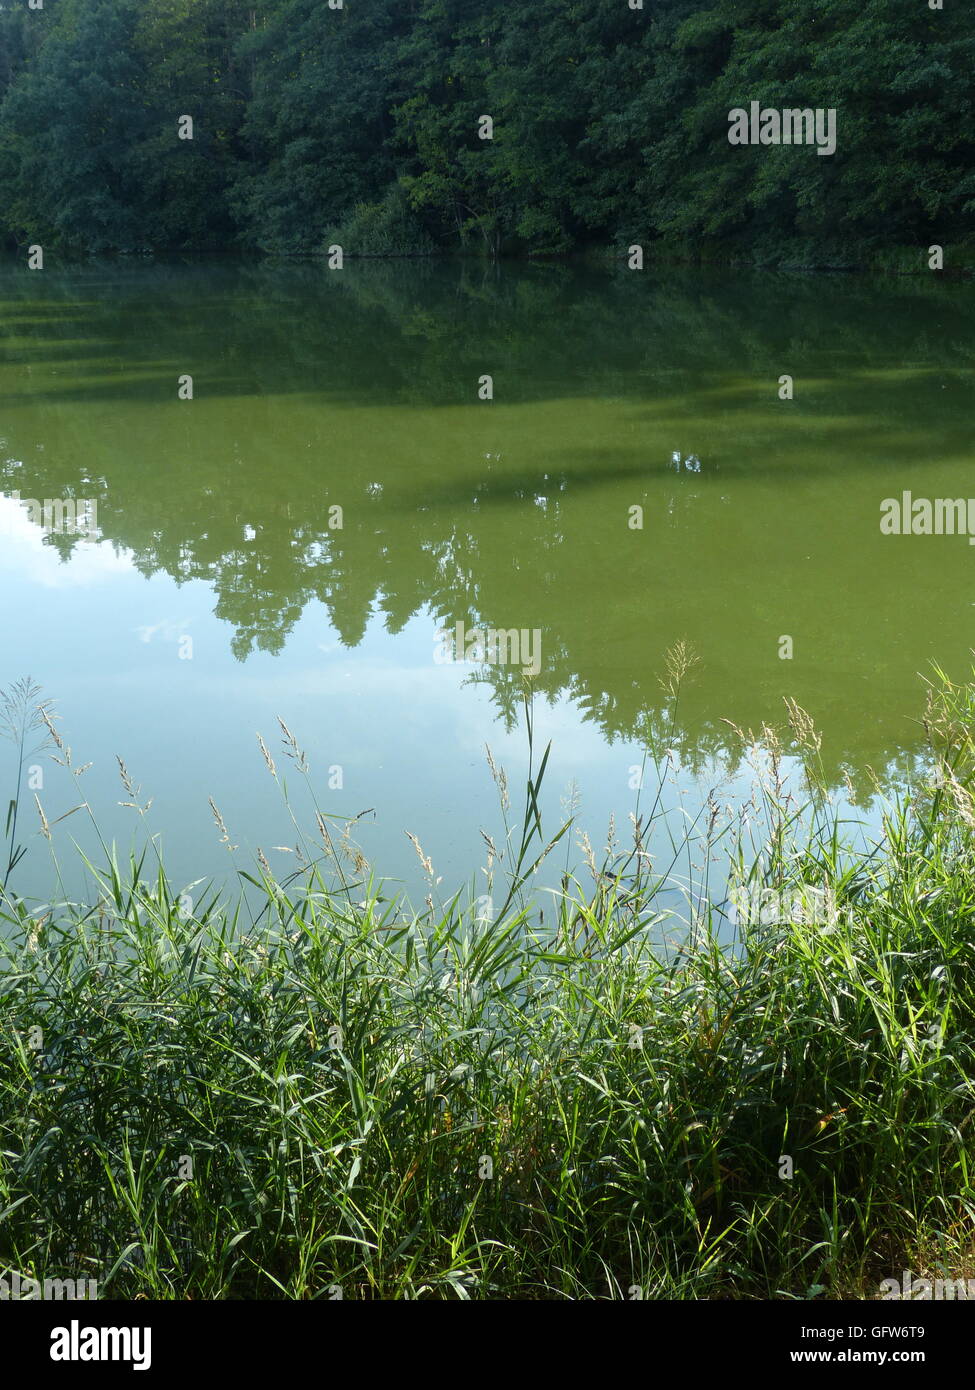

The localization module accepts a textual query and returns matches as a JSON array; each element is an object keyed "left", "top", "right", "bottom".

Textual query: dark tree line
[{"left": 0, "top": 0, "right": 971, "bottom": 259}]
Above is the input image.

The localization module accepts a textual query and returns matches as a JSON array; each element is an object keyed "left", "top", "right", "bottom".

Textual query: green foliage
[
  {"left": 323, "top": 183, "right": 437, "bottom": 258},
  {"left": 0, "top": 0, "right": 969, "bottom": 259},
  {"left": 0, "top": 0, "right": 246, "bottom": 252},
  {"left": 1, "top": 674, "right": 975, "bottom": 1296},
  {"left": 229, "top": 0, "right": 403, "bottom": 254}
]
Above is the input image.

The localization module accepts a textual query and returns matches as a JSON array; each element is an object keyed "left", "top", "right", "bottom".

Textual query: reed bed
[{"left": 0, "top": 667, "right": 974, "bottom": 1299}]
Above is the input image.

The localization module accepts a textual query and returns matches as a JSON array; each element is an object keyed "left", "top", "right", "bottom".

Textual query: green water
[{"left": 0, "top": 258, "right": 972, "bottom": 907}]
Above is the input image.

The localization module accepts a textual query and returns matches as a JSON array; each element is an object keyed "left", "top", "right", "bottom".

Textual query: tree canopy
[{"left": 0, "top": 0, "right": 971, "bottom": 260}]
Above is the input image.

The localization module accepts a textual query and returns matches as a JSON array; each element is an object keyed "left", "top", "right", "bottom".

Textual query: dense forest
[{"left": 0, "top": 0, "right": 971, "bottom": 261}]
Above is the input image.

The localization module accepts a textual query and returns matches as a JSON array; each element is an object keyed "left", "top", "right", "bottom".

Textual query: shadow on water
[{"left": 0, "top": 257, "right": 972, "bottom": 800}]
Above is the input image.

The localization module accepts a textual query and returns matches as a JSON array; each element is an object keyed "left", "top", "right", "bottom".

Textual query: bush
[{"left": 323, "top": 185, "right": 438, "bottom": 259}]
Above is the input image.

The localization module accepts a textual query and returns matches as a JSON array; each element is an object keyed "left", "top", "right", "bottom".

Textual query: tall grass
[{"left": 0, "top": 669, "right": 974, "bottom": 1299}]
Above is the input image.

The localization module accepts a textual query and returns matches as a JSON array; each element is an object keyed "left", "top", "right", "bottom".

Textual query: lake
[{"left": 0, "top": 257, "right": 971, "bottom": 918}]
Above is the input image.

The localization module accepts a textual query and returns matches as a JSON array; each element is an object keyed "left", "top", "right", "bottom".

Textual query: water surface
[{"left": 0, "top": 259, "right": 971, "bottom": 913}]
